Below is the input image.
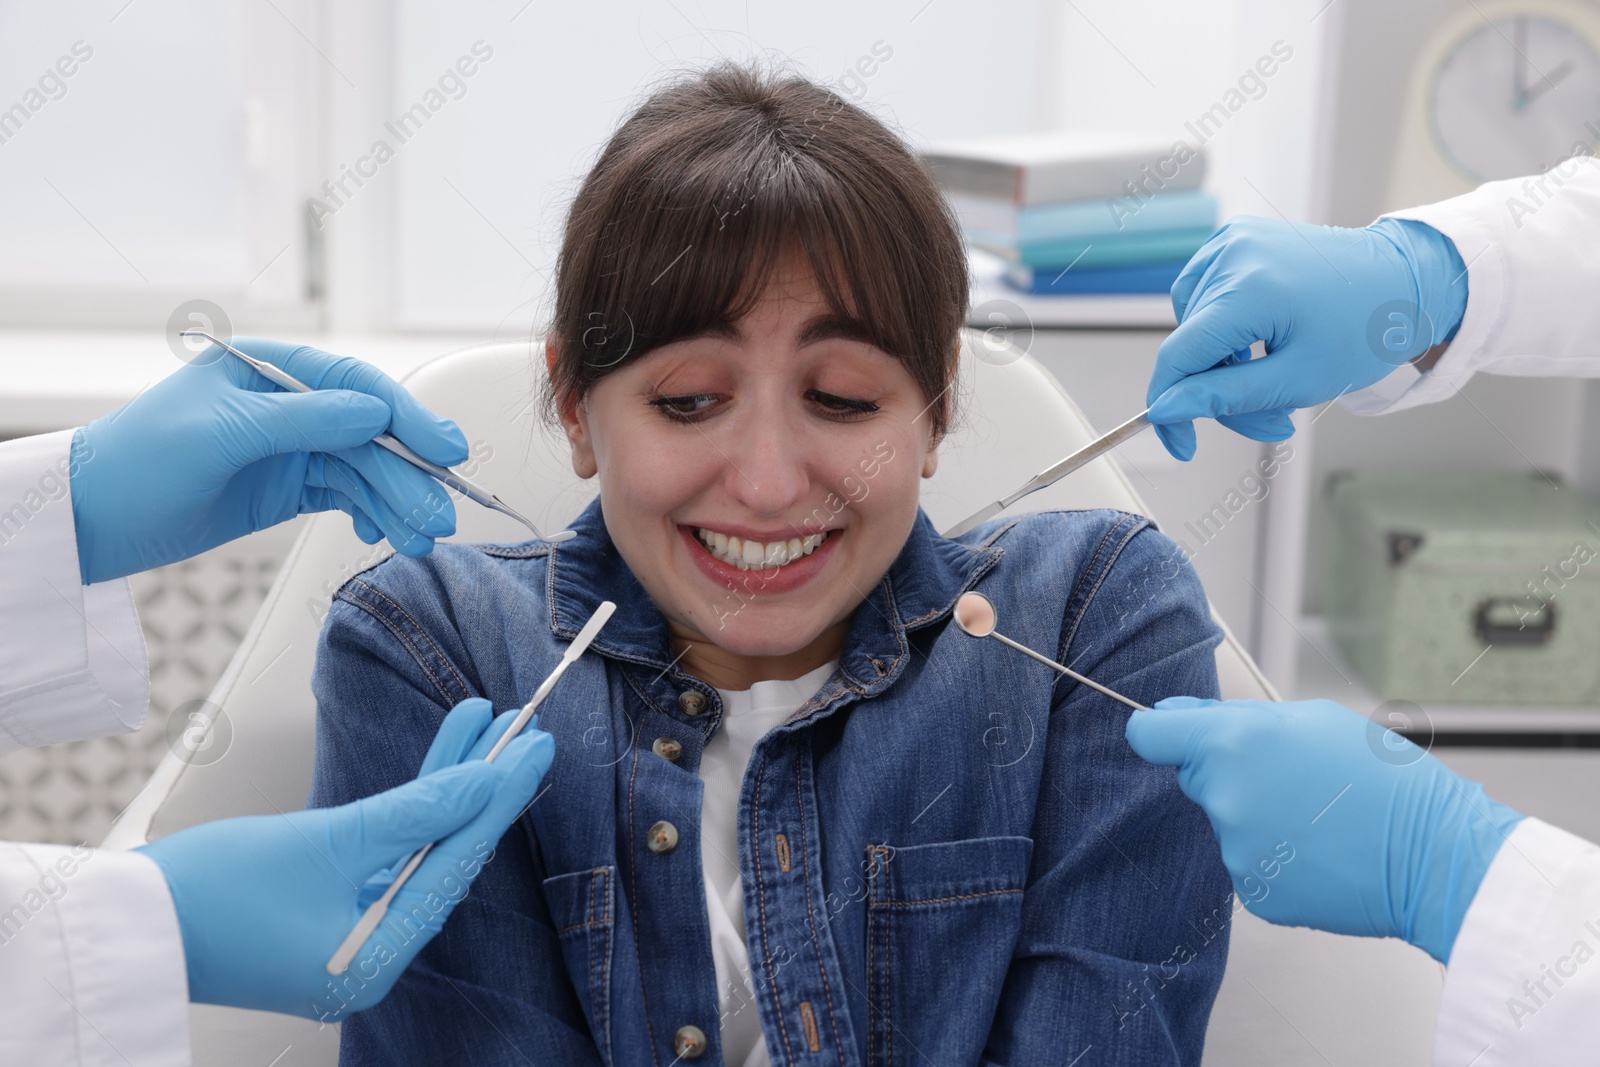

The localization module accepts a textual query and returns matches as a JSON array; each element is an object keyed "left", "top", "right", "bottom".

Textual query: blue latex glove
[
  {"left": 1125, "top": 697, "right": 1523, "bottom": 963},
  {"left": 71, "top": 337, "right": 470, "bottom": 584},
  {"left": 137, "top": 698, "right": 552, "bottom": 1020},
  {"left": 1145, "top": 216, "right": 1470, "bottom": 460}
]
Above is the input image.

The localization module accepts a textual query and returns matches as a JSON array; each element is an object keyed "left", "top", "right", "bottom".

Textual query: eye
[
  {"left": 648, "top": 393, "right": 721, "bottom": 423},
  {"left": 649, "top": 389, "right": 879, "bottom": 423},
  {"left": 808, "top": 389, "right": 880, "bottom": 418}
]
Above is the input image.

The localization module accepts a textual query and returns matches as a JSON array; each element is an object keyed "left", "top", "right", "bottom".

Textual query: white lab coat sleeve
[
  {"left": 1341, "top": 155, "right": 1600, "bottom": 415},
  {"left": 1432, "top": 818, "right": 1600, "bottom": 1066},
  {"left": 0, "top": 434, "right": 190, "bottom": 1064},
  {"left": 0, "top": 429, "right": 149, "bottom": 750},
  {"left": 0, "top": 843, "right": 190, "bottom": 1066}
]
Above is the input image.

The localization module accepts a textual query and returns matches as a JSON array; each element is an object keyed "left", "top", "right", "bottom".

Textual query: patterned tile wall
[{"left": 0, "top": 521, "right": 301, "bottom": 846}]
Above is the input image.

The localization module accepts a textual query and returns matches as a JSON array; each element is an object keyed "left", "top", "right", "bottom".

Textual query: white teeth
[{"left": 694, "top": 526, "right": 828, "bottom": 568}]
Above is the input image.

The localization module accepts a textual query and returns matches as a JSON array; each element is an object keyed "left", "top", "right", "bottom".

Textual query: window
[{"left": 0, "top": 0, "right": 1049, "bottom": 333}]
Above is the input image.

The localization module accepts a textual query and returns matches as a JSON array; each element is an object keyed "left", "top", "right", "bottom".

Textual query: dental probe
[
  {"left": 952, "top": 591, "right": 1149, "bottom": 712},
  {"left": 942, "top": 409, "right": 1152, "bottom": 538},
  {"left": 178, "top": 329, "right": 576, "bottom": 545},
  {"left": 326, "top": 599, "right": 616, "bottom": 976}
]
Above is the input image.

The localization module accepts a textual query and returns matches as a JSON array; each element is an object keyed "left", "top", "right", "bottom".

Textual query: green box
[{"left": 1323, "top": 469, "right": 1600, "bottom": 705}]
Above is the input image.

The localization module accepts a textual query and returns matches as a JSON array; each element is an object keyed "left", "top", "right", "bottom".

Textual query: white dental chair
[{"left": 104, "top": 333, "right": 1443, "bottom": 1066}]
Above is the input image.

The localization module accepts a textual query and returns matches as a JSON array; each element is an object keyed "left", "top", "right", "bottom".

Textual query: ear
[
  {"left": 922, "top": 438, "right": 939, "bottom": 478},
  {"left": 547, "top": 338, "right": 598, "bottom": 479}
]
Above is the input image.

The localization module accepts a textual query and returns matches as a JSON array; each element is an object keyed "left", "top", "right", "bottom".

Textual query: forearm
[
  {"left": 0, "top": 843, "right": 189, "bottom": 1064},
  {"left": 1434, "top": 818, "right": 1600, "bottom": 1065},
  {"left": 1358, "top": 157, "right": 1600, "bottom": 414},
  {"left": 0, "top": 430, "right": 148, "bottom": 750}
]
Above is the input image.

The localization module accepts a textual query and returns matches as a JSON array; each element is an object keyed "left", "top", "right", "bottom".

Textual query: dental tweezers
[
  {"left": 180, "top": 330, "right": 575, "bottom": 544},
  {"left": 942, "top": 409, "right": 1153, "bottom": 538}
]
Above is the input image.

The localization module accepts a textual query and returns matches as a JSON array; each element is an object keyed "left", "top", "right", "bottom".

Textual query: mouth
[
  {"left": 690, "top": 526, "right": 833, "bottom": 569},
  {"left": 677, "top": 522, "right": 842, "bottom": 596}
]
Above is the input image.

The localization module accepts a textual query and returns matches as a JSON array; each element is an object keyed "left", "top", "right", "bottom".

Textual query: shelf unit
[
  {"left": 1253, "top": 365, "right": 1600, "bottom": 730},
  {"left": 1196, "top": 0, "right": 1600, "bottom": 736},
  {"left": 968, "top": 266, "right": 1600, "bottom": 739},
  {"left": 1293, "top": 615, "right": 1600, "bottom": 734}
]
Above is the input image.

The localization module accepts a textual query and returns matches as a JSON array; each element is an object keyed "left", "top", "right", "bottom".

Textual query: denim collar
[{"left": 545, "top": 496, "right": 1004, "bottom": 691}]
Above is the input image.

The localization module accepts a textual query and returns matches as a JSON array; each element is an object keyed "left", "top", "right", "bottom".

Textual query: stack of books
[{"left": 922, "top": 132, "right": 1216, "bottom": 295}]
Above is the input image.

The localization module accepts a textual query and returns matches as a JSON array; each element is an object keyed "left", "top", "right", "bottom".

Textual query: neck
[{"left": 669, "top": 616, "right": 851, "bottom": 691}]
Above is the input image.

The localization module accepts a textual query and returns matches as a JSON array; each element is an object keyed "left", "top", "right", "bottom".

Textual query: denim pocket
[
  {"left": 543, "top": 866, "right": 617, "bottom": 1066},
  {"left": 864, "top": 836, "right": 1033, "bottom": 1067}
]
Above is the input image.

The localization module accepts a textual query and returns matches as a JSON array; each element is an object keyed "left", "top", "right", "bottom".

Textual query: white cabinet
[
  {"left": 984, "top": 293, "right": 1600, "bottom": 758},
  {"left": 1276, "top": 374, "right": 1600, "bottom": 737}
]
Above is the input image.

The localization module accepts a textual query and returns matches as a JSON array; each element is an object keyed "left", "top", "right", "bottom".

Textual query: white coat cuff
[
  {"left": 0, "top": 843, "right": 190, "bottom": 1066},
  {"left": 1433, "top": 818, "right": 1600, "bottom": 1066},
  {"left": 0, "top": 429, "right": 148, "bottom": 751},
  {"left": 1348, "top": 157, "right": 1600, "bottom": 416}
]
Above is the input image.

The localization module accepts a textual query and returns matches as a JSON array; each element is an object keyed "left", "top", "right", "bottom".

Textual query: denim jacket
[{"left": 309, "top": 498, "right": 1233, "bottom": 1066}]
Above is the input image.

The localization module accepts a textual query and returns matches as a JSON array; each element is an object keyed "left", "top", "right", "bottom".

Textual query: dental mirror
[
  {"left": 953, "top": 590, "right": 998, "bottom": 638},
  {"left": 952, "top": 591, "right": 1149, "bottom": 712}
]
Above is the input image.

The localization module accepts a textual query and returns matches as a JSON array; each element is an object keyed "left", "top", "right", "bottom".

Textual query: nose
[{"left": 719, "top": 400, "right": 810, "bottom": 518}]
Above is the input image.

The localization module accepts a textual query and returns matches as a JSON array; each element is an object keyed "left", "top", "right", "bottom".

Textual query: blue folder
[
  {"left": 960, "top": 188, "right": 1217, "bottom": 248},
  {"left": 1003, "top": 259, "right": 1188, "bottom": 295}
]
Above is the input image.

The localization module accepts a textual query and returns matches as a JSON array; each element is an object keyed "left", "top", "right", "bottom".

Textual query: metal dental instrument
[
  {"left": 952, "top": 591, "right": 1149, "bottom": 712},
  {"left": 942, "top": 409, "right": 1153, "bottom": 538},
  {"left": 179, "top": 329, "right": 576, "bottom": 544},
  {"left": 326, "top": 599, "right": 616, "bottom": 976}
]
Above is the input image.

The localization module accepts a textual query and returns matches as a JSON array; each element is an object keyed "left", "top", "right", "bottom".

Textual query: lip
[{"left": 678, "top": 523, "right": 841, "bottom": 597}]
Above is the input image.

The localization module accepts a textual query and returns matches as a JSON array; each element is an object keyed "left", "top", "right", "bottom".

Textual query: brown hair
[{"left": 542, "top": 60, "right": 968, "bottom": 443}]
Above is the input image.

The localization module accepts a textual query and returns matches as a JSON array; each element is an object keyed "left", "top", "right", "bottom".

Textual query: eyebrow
[
  {"left": 797, "top": 314, "right": 877, "bottom": 347},
  {"left": 684, "top": 313, "right": 878, "bottom": 348}
]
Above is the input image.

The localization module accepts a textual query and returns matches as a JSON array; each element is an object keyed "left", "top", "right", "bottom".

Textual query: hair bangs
[{"left": 547, "top": 61, "right": 968, "bottom": 441}]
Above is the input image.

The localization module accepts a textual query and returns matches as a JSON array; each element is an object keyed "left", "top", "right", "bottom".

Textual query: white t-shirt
[{"left": 703, "top": 659, "right": 837, "bottom": 1067}]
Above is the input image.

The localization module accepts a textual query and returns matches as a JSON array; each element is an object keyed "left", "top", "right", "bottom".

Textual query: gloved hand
[
  {"left": 1125, "top": 696, "right": 1523, "bottom": 964},
  {"left": 137, "top": 697, "right": 552, "bottom": 1019},
  {"left": 1145, "top": 215, "right": 1470, "bottom": 460},
  {"left": 71, "top": 337, "right": 470, "bottom": 584}
]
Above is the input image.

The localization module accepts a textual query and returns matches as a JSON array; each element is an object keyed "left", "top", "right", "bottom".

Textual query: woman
[{"left": 311, "top": 62, "right": 1232, "bottom": 1065}]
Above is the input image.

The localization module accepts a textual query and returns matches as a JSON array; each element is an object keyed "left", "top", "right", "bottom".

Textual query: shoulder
[
  {"left": 978, "top": 507, "right": 1188, "bottom": 582},
  {"left": 314, "top": 540, "right": 560, "bottom": 708},
  {"left": 973, "top": 508, "right": 1210, "bottom": 635},
  {"left": 324, "top": 540, "right": 553, "bottom": 641}
]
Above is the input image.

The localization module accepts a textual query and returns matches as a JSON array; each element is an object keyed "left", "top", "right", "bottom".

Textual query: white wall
[
  {"left": 1047, "top": 0, "right": 1244, "bottom": 134},
  {"left": 382, "top": 0, "right": 1054, "bottom": 334},
  {"left": 1045, "top": 0, "right": 1335, "bottom": 223}
]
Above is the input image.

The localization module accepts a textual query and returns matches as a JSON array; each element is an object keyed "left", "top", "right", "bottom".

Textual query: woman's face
[{"left": 553, "top": 255, "right": 944, "bottom": 686}]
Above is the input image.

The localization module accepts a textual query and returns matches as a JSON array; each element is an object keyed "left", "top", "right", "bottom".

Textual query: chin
[{"left": 703, "top": 613, "right": 826, "bottom": 657}]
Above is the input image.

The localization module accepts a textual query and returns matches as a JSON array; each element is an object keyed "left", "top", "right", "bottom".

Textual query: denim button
[
  {"left": 652, "top": 737, "right": 683, "bottom": 761},
  {"left": 677, "top": 690, "right": 707, "bottom": 716},
  {"left": 647, "top": 820, "right": 679, "bottom": 853},
  {"left": 673, "top": 1025, "right": 707, "bottom": 1058}
]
